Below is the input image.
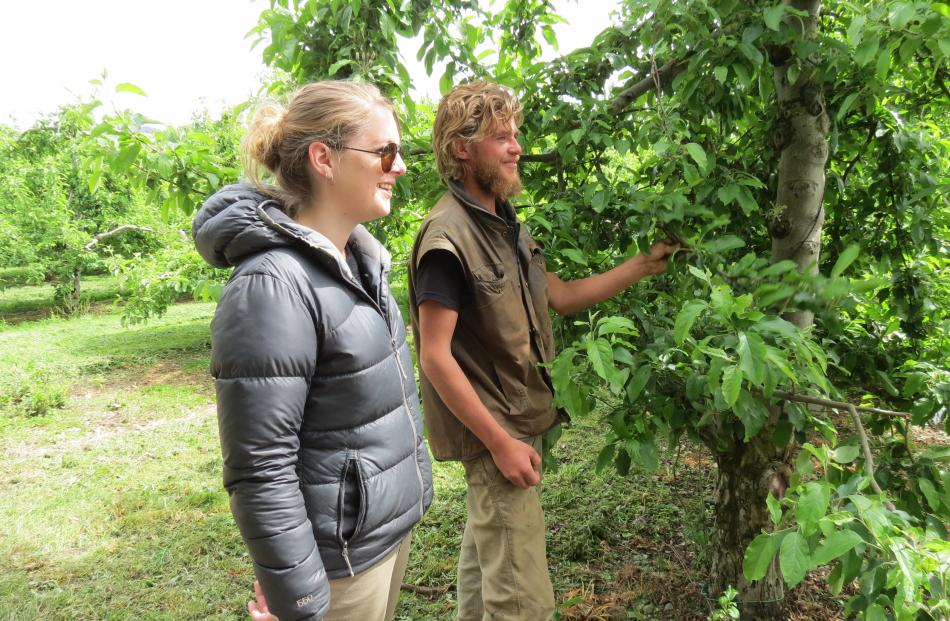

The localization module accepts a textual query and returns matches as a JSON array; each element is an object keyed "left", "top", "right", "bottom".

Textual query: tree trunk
[
  {"left": 705, "top": 420, "right": 792, "bottom": 619},
  {"left": 708, "top": 5, "right": 830, "bottom": 609},
  {"left": 769, "top": 0, "right": 830, "bottom": 329},
  {"left": 69, "top": 268, "right": 82, "bottom": 311}
]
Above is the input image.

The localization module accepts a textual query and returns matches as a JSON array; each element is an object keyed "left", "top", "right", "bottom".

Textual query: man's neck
[{"left": 459, "top": 176, "right": 497, "bottom": 215}]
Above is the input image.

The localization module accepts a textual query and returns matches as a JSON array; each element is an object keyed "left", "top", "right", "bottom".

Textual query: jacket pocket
[{"left": 336, "top": 455, "right": 367, "bottom": 545}]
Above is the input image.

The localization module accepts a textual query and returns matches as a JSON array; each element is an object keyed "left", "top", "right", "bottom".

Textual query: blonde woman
[{"left": 193, "top": 81, "right": 433, "bottom": 621}]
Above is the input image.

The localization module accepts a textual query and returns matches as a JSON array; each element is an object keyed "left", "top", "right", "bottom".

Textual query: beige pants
[
  {"left": 457, "top": 436, "right": 556, "bottom": 621},
  {"left": 324, "top": 534, "right": 412, "bottom": 621}
]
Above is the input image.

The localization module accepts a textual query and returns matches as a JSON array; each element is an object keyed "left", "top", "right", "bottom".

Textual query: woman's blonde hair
[
  {"left": 242, "top": 80, "right": 395, "bottom": 217},
  {"left": 432, "top": 80, "right": 523, "bottom": 183}
]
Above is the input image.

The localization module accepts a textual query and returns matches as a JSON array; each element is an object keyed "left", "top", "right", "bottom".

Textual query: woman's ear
[{"left": 307, "top": 141, "right": 335, "bottom": 180}]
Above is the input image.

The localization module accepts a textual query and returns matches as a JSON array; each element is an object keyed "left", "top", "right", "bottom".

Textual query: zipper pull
[{"left": 341, "top": 542, "right": 355, "bottom": 577}]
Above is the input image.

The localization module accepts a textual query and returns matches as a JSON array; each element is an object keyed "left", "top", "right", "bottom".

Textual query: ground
[{"left": 0, "top": 278, "right": 944, "bottom": 620}]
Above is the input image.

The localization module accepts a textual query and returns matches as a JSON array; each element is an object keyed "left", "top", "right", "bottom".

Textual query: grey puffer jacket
[{"left": 193, "top": 184, "right": 434, "bottom": 621}]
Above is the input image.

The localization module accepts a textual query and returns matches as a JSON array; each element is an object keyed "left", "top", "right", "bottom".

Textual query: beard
[{"left": 472, "top": 155, "right": 522, "bottom": 200}]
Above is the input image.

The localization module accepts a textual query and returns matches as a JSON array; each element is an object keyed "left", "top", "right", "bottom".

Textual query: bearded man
[{"left": 408, "top": 80, "right": 678, "bottom": 621}]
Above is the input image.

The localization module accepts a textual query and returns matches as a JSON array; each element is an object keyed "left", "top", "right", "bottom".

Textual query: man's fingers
[{"left": 529, "top": 448, "right": 541, "bottom": 467}]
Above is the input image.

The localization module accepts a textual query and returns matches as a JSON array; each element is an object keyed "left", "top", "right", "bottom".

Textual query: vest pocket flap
[{"left": 471, "top": 262, "right": 508, "bottom": 294}]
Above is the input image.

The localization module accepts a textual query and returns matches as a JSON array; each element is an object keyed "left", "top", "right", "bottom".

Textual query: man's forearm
[
  {"left": 421, "top": 353, "right": 511, "bottom": 452},
  {"left": 549, "top": 255, "right": 650, "bottom": 315}
]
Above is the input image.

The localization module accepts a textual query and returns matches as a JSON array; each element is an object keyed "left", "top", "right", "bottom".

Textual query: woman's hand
[{"left": 248, "top": 580, "right": 279, "bottom": 621}]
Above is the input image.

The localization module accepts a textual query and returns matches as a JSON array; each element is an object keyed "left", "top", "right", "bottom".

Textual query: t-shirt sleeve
[{"left": 415, "top": 249, "right": 466, "bottom": 311}]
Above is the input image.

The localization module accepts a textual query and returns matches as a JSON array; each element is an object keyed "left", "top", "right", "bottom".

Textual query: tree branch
[
  {"left": 85, "top": 225, "right": 155, "bottom": 250},
  {"left": 610, "top": 58, "right": 690, "bottom": 115},
  {"left": 772, "top": 390, "right": 911, "bottom": 418},
  {"left": 845, "top": 402, "right": 896, "bottom": 511},
  {"left": 773, "top": 390, "right": 899, "bottom": 510}
]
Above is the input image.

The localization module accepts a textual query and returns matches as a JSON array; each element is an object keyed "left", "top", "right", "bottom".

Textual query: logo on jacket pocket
[{"left": 297, "top": 593, "right": 316, "bottom": 607}]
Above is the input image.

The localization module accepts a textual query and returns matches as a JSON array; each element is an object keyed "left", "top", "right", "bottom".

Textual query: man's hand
[
  {"left": 638, "top": 240, "right": 681, "bottom": 276},
  {"left": 488, "top": 435, "right": 542, "bottom": 489},
  {"left": 248, "top": 580, "right": 279, "bottom": 621}
]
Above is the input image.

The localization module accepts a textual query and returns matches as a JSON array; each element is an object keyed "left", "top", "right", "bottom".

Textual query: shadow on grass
[{"left": 75, "top": 316, "right": 212, "bottom": 367}]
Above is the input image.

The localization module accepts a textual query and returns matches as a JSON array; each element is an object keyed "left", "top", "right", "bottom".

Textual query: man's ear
[
  {"left": 307, "top": 141, "right": 335, "bottom": 179},
  {"left": 453, "top": 139, "right": 472, "bottom": 161}
]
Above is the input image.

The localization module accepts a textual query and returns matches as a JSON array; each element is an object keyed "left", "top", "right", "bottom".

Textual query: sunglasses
[{"left": 339, "top": 142, "right": 403, "bottom": 173}]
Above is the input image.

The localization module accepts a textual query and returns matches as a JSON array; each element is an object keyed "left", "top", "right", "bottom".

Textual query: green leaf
[
  {"left": 933, "top": 3, "right": 950, "bottom": 19},
  {"left": 674, "top": 300, "right": 707, "bottom": 345},
  {"left": 638, "top": 441, "right": 660, "bottom": 471},
  {"left": 714, "top": 65, "right": 728, "bottom": 83},
  {"left": 595, "top": 444, "right": 616, "bottom": 473},
  {"left": 87, "top": 157, "right": 104, "bottom": 193},
  {"left": 831, "top": 244, "right": 861, "bottom": 278},
  {"left": 738, "top": 332, "right": 765, "bottom": 386},
  {"left": 717, "top": 183, "right": 741, "bottom": 206},
  {"left": 116, "top": 82, "right": 147, "bottom": 96},
  {"left": 796, "top": 482, "right": 831, "bottom": 534},
  {"left": 779, "top": 531, "right": 810, "bottom": 588},
  {"left": 901, "top": 372, "right": 928, "bottom": 397},
  {"left": 847, "top": 14, "right": 867, "bottom": 46},
  {"left": 756, "top": 318, "right": 798, "bottom": 338},
  {"left": 721, "top": 365, "right": 742, "bottom": 406},
  {"left": 855, "top": 35, "right": 880, "bottom": 67},
  {"left": 586, "top": 338, "right": 614, "bottom": 381},
  {"left": 328, "top": 59, "right": 352, "bottom": 76},
  {"left": 763, "top": 5, "right": 785, "bottom": 30},
  {"left": 743, "top": 533, "right": 777, "bottom": 581},
  {"left": 890, "top": 3, "right": 917, "bottom": 28},
  {"left": 767, "top": 493, "right": 782, "bottom": 525},
  {"left": 919, "top": 478, "right": 943, "bottom": 511},
  {"left": 811, "top": 530, "right": 863, "bottom": 566},
  {"left": 836, "top": 92, "right": 860, "bottom": 121},
  {"left": 831, "top": 445, "right": 860, "bottom": 464},
  {"left": 685, "top": 143, "right": 707, "bottom": 169},
  {"left": 865, "top": 604, "right": 886, "bottom": 621},
  {"left": 626, "top": 365, "right": 652, "bottom": 402},
  {"left": 738, "top": 41, "right": 764, "bottom": 65},
  {"left": 561, "top": 248, "right": 588, "bottom": 266},
  {"left": 702, "top": 235, "right": 746, "bottom": 254},
  {"left": 735, "top": 187, "right": 757, "bottom": 215}
]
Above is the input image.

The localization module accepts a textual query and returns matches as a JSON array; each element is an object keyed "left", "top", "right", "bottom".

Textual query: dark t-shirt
[
  {"left": 415, "top": 249, "right": 471, "bottom": 311},
  {"left": 416, "top": 194, "right": 518, "bottom": 311}
]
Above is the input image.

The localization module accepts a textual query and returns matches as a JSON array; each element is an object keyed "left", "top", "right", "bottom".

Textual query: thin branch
[
  {"left": 845, "top": 402, "right": 896, "bottom": 511},
  {"left": 841, "top": 124, "right": 876, "bottom": 186},
  {"left": 773, "top": 390, "right": 911, "bottom": 419},
  {"left": 84, "top": 225, "right": 155, "bottom": 250},
  {"left": 401, "top": 583, "right": 452, "bottom": 597}
]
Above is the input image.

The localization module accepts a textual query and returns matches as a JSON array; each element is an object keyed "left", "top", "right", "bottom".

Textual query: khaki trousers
[
  {"left": 457, "top": 436, "right": 555, "bottom": 621},
  {"left": 324, "top": 534, "right": 412, "bottom": 621}
]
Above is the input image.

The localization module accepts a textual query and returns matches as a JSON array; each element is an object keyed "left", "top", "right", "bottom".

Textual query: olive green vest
[{"left": 408, "top": 185, "right": 559, "bottom": 461}]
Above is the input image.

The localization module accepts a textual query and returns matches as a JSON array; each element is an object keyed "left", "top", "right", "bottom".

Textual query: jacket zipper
[{"left": 383, "top": 274, "right": 427, "bottom": 522}]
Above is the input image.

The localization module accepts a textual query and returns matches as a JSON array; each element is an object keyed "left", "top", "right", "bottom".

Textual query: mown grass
[
  {"left": 1, "top": 294, "right": 729, "bottom": 620},
  {"left": 0, "top": 273, "right": 123, "bottom": 319},
  {"left": 3, "top": 286, "right": 882, "bottom": 621}
]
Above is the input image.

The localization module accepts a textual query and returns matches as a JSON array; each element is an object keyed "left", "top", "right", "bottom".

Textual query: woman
[{"left": 192, "top": 81, "right": 433, "bottom": 621}]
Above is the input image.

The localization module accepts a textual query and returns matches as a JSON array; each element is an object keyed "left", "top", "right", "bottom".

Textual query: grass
[
  {"left": 0, "top": 273, "right": 123, "bottom": 320},
  {"left": 1, "top": 287, "right": 875, "bottom": 621}
]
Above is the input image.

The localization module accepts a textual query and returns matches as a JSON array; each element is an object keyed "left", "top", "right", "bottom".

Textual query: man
[{"left": 407, "top": 80, "right": 679, "bottom": 621}]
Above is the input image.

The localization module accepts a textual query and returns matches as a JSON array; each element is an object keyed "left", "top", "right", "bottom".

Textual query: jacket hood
[{"left": 192, "top": 183, "right": 390, "bottom": 273}]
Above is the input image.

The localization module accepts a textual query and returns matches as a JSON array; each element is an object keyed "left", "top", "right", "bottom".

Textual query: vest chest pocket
[{"left": 471, "top": 262, "right": 509, "bottom": 305}]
